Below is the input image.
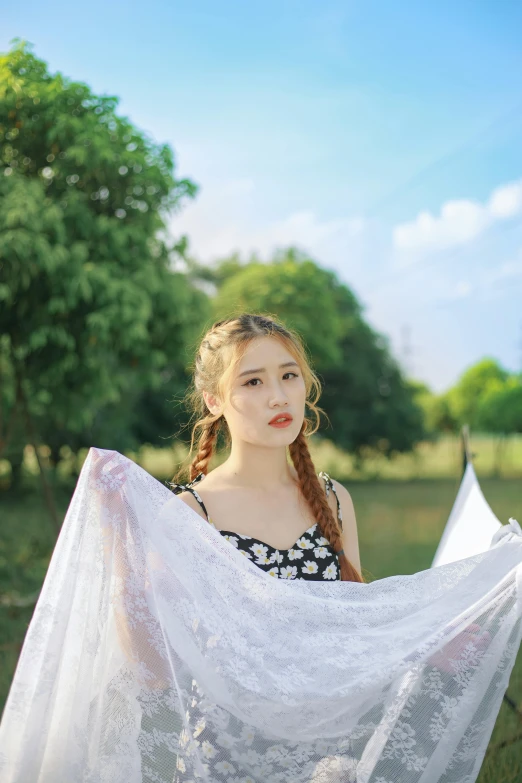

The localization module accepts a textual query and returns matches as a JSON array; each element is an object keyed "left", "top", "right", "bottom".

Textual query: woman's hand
[
  {"left": 428, "top": 623, "right": 491, "bottom": 673},
  {"left": 90, "top": 448, "right": 129, "bottom": 498},
  {"left": 89, "top": 449, "right": 131, "bottom": 561},
  {"left": 89, "top": 448, "right": 171, "bottom": 690}
]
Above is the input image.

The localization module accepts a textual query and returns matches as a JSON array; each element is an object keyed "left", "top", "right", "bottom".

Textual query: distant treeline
[{"left": 1, "top": 41, "right": 520, "bottom": 492}]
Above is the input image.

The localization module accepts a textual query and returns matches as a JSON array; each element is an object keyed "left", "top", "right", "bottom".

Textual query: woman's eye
[{"left": 244, "top": 372, "right": 298, "bottom": 387}]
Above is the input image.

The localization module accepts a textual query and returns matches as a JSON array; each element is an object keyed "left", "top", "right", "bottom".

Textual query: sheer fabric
[{"left": 0, "top": 447, "right": 522, "bottom": 783}]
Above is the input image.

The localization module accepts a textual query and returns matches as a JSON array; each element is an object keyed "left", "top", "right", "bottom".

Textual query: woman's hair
[{"left": 174, "top": 313, "right": 364, "bottom": 583}]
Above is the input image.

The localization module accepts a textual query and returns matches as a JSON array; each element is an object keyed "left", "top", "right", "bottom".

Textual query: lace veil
[{"left": 0, "top": 447, "right": 521, "bottom": 783}]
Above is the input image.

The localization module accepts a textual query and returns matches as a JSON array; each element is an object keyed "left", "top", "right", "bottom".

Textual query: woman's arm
[
  {"left": 330, "top": 479, "right": 361, "bottom": 575},
  {"left": 327, "top": 475, "right": 491, "bottom": 671},
  {"left": 92, "top": 449, "right": 171, "bottom": 690}
]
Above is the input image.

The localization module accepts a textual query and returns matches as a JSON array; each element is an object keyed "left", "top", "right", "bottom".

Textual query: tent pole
[{"left": 461, "top": 423, "right": 472, "bottom": 477}]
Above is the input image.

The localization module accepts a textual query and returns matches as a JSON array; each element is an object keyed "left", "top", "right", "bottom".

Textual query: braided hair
[{"left": 172, "top": 313, "right": 364, "bottom": 583}]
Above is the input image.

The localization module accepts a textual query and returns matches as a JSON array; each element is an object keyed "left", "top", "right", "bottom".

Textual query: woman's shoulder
[
  {"left": 319, "top": 471, "right": 352, "bottom": 498},
  {"left": 168, "top": 472, "right": 212, "bottom": 522},
  {"left": 169, "top": 467, "right": 349, "bottom": 522},
  {"left": 173, "top": 490, "right": 209, "bottom": 521}
]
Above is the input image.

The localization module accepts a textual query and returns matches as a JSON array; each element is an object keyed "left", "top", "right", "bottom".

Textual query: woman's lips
[{"left": 269, "top": 417, "right": 293, "bottom": 428}]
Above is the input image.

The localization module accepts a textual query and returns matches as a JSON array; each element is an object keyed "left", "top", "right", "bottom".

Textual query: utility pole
[
  {"left": 518, "top": 320, "right": 522, "bottom": 375},
  {"left": 400, "top": 324, "right": 414, "bottom": 378}
]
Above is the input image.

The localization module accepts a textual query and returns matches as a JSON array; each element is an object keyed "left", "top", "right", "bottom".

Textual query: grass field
[{"left": 1, "top": 434, "right": 521, "bottom": 780}]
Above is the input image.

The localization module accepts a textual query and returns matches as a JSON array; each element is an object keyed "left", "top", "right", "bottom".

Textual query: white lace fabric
[{"left": 1, "top": 447, "right": 521, "bottom": 783}]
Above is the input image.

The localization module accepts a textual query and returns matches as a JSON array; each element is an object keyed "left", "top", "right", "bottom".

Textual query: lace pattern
[{"left": 0, "top": 448, "right": 521, "bottom": 783}]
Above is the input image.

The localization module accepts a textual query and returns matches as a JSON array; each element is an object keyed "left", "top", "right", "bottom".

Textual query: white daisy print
[
  {"left": 250, "top": 542, "right": 270, "bottom": 559},
  {"left": 279, "top": 565, "right": 298, "bottom": 579},
  {"left": 199, "top": 480, "right": 343, "bottom": 580},
  {"left": 313, "top": 546, "right": 330, "bottom": 559},
  {"left": 239, "top": 725, "right": 257, "bottom": 744},
  {"left": 214, "top": 760, "right": 236, "bottom": 774},
  {"left": 178, "top": 728, "right": 190, "bottom": 748},
  {"left": 223, "top": 534, "right": 239, "bottom": 548},
  {"left": 193, "top": 717, "right": 206, "bottom": 738},
  {"left": 242, "top": 748, "right": 262, "bottom": 765},
  {"left": 323, "top": 562, "right": 338, "bottom": 580},
  {"left": 255, "top": 553, "right": 275, "bottom": 565},
  {"left": 214, "top": 730, "right": 237, "bottom": 749},
  {"left": 201, "top": 740, "right": 219, "bottom": 759}
]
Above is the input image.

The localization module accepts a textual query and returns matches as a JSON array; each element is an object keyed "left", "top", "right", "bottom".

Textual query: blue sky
[{"left": 3, "top": 1, "right": 522, "bottom": 391}]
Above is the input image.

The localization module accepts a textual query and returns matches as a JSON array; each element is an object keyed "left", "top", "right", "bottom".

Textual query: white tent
[{"left": 432, "top": 461, "right": 503, "bottom": 568}]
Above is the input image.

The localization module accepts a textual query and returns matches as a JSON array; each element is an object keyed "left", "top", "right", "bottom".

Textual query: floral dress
[
  {"left": 169, "top": 470, "right": 343, "bottom": 582},
  {"left": 164, "top": 472, "right": 352, "bottom": 782}
]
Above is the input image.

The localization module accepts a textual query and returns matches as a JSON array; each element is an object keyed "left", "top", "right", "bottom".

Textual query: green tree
[
  {"left": 0, "top": 41, "right": 203, "bottom": 501},
  {"left": 213, "top": 248, "right": 344, "bottom": 368},
  {"left": 410, "top": 382, "right": 457, "bottom": 436},
  {"left": 475, "top": 376, "right": 522, "bottom": 476},
  {"left": 211, "top": 248, "right": 425, "bottom": 457},
  {"left": 446, "top": 358, "right": 508, "bottom": 430}
]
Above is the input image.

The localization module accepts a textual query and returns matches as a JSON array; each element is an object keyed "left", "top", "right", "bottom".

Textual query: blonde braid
[
  {"left": 289, "top": 424, "right": 364, "bottom": 582},
  {"left": 174, "top": 312, "right": 364, "bottom": 583},
  {"left": 189, "top": 418, "right": 221, "bottom": 481}
]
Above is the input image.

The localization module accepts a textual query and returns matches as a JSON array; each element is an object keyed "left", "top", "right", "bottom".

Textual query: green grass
[
  {"left": 1, "top": 437, "right": 521, "bottom": 780},
  {"left": 3, "top": 433, "right": 522, "bottom": 487}
]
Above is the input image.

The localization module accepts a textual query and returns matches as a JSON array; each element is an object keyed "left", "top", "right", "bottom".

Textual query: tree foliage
[
  {"left": 7, "top": 39, "right": 517, "bottom": 479},
  {"left": 476, "top": 376, "right": 522, "bottom": 435},
  {"left": 213, "top": 248, "right": 344, "bottom": 367},
  {"left": 410, "top": 382, "right": 458, "bottom": 436},
  {"left": 210, "top": 248, "right": 426, "bottom": 456},
  {"left": 0, "top": 40, "right": 205, "bottom": 472},
  {"left": 446, "top": 358, "right": 508, "bottom": 430}
]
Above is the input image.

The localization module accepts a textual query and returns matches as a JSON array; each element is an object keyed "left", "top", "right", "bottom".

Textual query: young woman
[
  {"left": 169, "top": 312, "right": 363, "bottom": 583},
  {"left": 2, "top": 312, "right": 521, "bottom": 783},
  {"left": 167, "top": 312, "right": 364, "bottom": 780}
]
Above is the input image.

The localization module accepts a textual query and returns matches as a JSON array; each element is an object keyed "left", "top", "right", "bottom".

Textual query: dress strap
[
  {"left": 167, "top": 472, "right": 211, "bottom": 523},
  {"left": 169, "top": 471, "right": 344, "bottom": 536},
  {"left": 318, "top": 471, "right": 343, "bottom": 531}
]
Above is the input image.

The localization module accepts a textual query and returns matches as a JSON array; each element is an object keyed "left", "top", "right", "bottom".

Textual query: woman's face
[{"left": 206, "top": 337, "right": 307, "bottom": 446}]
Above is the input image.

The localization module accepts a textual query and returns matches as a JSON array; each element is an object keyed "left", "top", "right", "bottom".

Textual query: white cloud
[
  {"left": 168, "top": 171, "right": 520, "bottom": 394},
  {"left": 447, "top": 280, "right": 472, "bottom": 300},
  {"left": 393, "top": 177, "right": 522, "bottom": 254},
  {"left": 170, "top": 178, "right": 365, "bottom": 262},
  {"left": 219, "top": 178, "right": 255, "bottom": 196},
  {"left": 250, "top": 210, "right": 365, "bottom": 253},
  {"left": 489, "top": 181, "right": 522, "bottom": 219},
  {"left": 438, "top": 248, "right": 522, "bottom": 303},
  {"left": 482, "top": 250, "right": 522, "bottom": 286}
]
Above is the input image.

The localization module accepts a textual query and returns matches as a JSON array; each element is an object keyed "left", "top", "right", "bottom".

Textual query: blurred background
[{"left": 1, "top": 3, "right": 522, "bottom": 778}]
